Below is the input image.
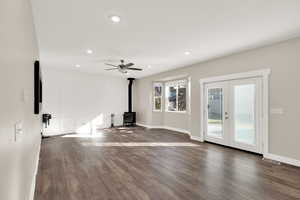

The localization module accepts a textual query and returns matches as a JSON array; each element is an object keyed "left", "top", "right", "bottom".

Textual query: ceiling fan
[{"left": 105, "top": 60, "right": 143, "bottom": 74}]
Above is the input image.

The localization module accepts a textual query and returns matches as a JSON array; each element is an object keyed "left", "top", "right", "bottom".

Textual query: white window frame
[
  {"left": 153, "top": 82, "right": 163, "bottom": 112},
  {"left": 165, "top": 79, "right": 187, "bottom": 113}
]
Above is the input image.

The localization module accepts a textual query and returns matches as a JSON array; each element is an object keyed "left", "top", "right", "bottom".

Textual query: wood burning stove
[
  {"left": 123, "top": 78, "right": 136, "bottom": 126},
  {"left": 123, "top": 112, "right": 136, "bottom": 126}
]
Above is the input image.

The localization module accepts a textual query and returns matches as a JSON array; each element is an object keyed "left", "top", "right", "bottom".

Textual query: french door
[{"left": 204, "top": 78, "right": 262, "bottom": 153}]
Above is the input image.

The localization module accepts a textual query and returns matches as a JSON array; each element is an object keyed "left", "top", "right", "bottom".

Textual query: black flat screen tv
[{"left": 34, "top": 60, "right": 42, "bottom": 114}]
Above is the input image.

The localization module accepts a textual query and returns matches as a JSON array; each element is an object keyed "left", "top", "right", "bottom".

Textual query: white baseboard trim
[
  {"left": 190, "top": 136, "right": 203, "bottom": 142},
  {"left": 264, "top": 153, "right": 300, "bottom": 167},
  {"left": 136, "top": 123, "right": 163, "bottom": 129},
  {"left": 29, "top": 139, "right": 41, "bottom": 200},
  {"left": 163, "top": 126, "right": 191, "bottom": 135},
  {"left": 42, "top": 131, "right": 72, "bottom": 137},
  {"left": 136, "top": 123, "right": 190, "bottom": 136}
]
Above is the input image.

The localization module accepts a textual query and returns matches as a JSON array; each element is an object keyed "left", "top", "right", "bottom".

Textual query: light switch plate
[{"left": 14, "top": 121, "right": 23, "bottom": 142}]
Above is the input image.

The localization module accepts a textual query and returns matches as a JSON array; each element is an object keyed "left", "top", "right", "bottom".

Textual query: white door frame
[{"left": 199, "top": 69, "right": 271, "bottom": 155}]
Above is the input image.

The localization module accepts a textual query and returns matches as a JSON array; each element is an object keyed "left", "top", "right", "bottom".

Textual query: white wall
[
  {"left": 42, "top": 68, "right": 128, "bottom": 136},
  {"left": 134, "top": 37, "right": 300, "bottom": 161},
  {"left": 0, "top": 0, "right": 41, "bottom": 199}
]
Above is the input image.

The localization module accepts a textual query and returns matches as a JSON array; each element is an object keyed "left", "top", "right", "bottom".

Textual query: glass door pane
[
  {"left": 233, "top": 84, "right": 256, "bottom": 145},
  {"left": 207, "top": 88, "right": 223, "bottom": 139}
]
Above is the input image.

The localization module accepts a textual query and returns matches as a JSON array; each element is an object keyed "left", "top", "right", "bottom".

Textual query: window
[
  {"left": 165, "top": 79, "right": 187, "bottom": 112},
  {"left": 153, "top": 82, "right": 163, "bottom": 111}
]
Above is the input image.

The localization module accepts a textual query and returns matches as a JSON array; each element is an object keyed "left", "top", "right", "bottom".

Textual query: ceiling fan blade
[
  {"left": 105, "top": 68, "right": 118, "bottom": 71},
  {"left": 127, "top": 67, "right": 143, "bottom": 71},
  {"left": 105, "top": 63, "right": 119, "bottom": 67},
  {"left": 124, "top": 63, "right": 134, "bottom": 67}
]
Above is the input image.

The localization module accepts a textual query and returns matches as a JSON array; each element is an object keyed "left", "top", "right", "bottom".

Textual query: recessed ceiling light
[
  {"left": 86, "top": 49, "right": 93, "bottom": 54},
  {"left": 147, "top": 65, "right": 152, "bottom": 68},
  {"left": 110, "top": 15, "right": 121, "bottom": 23},
  {"left": 184, "top": 51, "right": 191, "bottom": 55},
  {"left": 75, "top": 64, "right": 80, "bottom": 68}
]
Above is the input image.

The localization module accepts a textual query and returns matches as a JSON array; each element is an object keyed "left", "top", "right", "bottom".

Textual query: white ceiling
[{"left": 31, "top": 0, "right": 300, "bottom": 78}]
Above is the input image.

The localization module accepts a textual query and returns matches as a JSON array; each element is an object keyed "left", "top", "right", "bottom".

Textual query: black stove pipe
[{"left": 127, "top": 78, "right": 135, "bottom": 112}]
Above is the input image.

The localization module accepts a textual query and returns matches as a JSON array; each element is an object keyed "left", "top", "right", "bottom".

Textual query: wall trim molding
[
  {"left": 136, "top": 123, "right": 191, "bottom": 136},
  {"left": 136, "top": 123, "right": 163, "bottom": 129},
  {"left": 264, "top": 153, "right": 300, "bottom": 167},
  {"left": 163, "top": 126, "right": 191, "bottom": 135},
  {"left": 190, "top": 136, "right": 202, "bottom": 142},
  {"left": 42, "top": 131, "right": 74, "bottom": 137},
  {"left": 29, "top": 139, "right": 41, "bottom": 200},
  {"left": 199, "top": 69, "right": 271, "bottom": 84}
]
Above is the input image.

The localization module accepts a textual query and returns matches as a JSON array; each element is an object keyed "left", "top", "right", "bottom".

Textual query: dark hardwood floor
[{"left": 34, "top": 127, "right": 300, "bottom": 200}]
